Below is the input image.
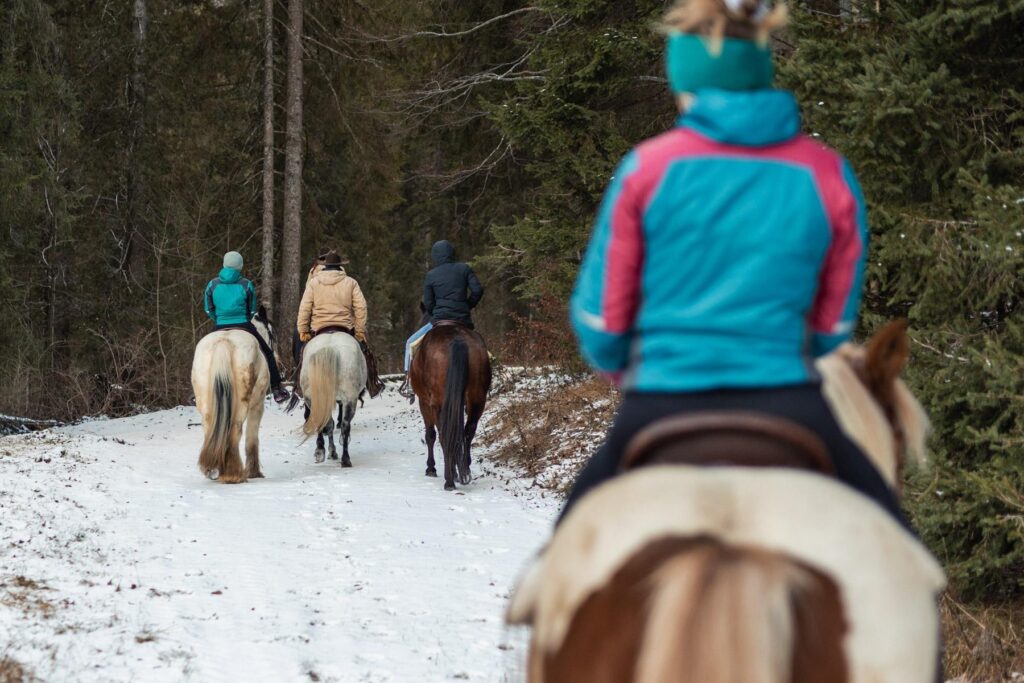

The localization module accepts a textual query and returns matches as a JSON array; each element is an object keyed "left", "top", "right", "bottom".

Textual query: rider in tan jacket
[{"left": 296, "top": 252, "right": 368, "bottom": 343}]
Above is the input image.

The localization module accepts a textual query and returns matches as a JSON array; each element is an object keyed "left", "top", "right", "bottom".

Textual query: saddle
[
  {"left": 622, "top": 411, "right": 834, "bottom": 476},
  {"left": 432, "top": 319, "right": 470, "bottom": 330},
  {"left": 314, "top": 325, "right": 354, "bottom": 337}
]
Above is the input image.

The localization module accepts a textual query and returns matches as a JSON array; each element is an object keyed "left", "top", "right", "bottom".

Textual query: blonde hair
[{"left": 663, "top": 0, "right": 788, "bottom": 47}]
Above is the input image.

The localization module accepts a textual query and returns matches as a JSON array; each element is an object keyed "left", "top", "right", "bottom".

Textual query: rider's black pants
[
  {"left": 214, "top": 322, "right": 282, "bottom": 388},
  {"left": 557, "top": 384, "right": 912, "bottom": 532}
]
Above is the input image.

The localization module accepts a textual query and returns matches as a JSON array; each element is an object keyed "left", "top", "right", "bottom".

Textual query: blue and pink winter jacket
[{"left": 571, "top": 89, "right": 868, "bottom": 392}]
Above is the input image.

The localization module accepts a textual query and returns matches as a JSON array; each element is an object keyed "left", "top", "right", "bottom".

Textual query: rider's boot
[{"left": 398, "top": 373, "right": 414, "bottom": 400}]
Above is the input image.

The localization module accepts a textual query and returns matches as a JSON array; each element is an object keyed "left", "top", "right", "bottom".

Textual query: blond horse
[
  {"left": 508, "top": 322, "right": 945, "bottom": 683},
  {"left": 191, "top": 324, "right": 270, "bottom": 483}
]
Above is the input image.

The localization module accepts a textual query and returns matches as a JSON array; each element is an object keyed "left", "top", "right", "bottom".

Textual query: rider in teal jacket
[
  {"left": 203, "top": 251, "right": 289, "bottom": 403},
  {"left": 204, "top": 266, "right": 257, "bottom": 326}
]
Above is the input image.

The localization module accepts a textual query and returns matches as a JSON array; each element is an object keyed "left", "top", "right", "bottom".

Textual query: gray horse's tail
[{"left": 303, "top": 345, "right": 341, "bottom": 438}]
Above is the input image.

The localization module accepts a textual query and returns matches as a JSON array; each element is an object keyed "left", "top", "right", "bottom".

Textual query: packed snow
[{"left": 0, "top": 388, "right": 557, "bottom": 682}]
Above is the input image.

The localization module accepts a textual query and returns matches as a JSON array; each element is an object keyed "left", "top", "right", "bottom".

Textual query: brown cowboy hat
[{"left": 315, "top": 249, "right": 349, "bottom": 265}]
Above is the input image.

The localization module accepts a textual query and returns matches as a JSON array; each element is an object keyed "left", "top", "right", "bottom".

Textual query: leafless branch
[{"left": 354, "top": 7, "right": 546, "bottom": 43}]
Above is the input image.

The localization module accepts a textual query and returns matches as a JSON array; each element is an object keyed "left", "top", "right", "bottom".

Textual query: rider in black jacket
[
  {"left": 399, "top": 240, "right": 484, "bottom": 398},
  {"left": 423, "top": 240, "right": 484, "bottom": 327}
]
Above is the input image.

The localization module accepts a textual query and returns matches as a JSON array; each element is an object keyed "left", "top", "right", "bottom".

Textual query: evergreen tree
[{"left": 779, "top": 0, "right": 1024, "bottom": 600}]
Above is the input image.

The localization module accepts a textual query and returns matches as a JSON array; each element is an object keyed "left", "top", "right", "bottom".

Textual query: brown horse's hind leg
[
  {"left": 464, "top": 403, "right": 484, "bottom": 471},
  {"left": 424, "top": 423, "right": 437, "bottom": 477},
  {"left": 419, "top": 402, "right": 438, "bottom": 477},
  {"left": 245, "top": 398, "right": 265, "bottom": 479}
]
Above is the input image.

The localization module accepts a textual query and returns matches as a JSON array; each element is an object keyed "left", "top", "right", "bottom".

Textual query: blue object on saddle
[{"left": 405, "top": 323, "right": 433, "bottom": 372}]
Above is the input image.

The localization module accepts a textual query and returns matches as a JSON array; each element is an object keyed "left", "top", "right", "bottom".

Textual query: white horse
[
  {"left": 190, "top": 313, "right": 276, "bottom": 483},
  {"left": 300, "top": 332, "right": 367, "bottom": 467}
]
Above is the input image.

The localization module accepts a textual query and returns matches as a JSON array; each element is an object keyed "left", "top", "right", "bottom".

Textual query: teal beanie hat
[{"left": 665, "top": 32, "right": 774, "bottom": 94}]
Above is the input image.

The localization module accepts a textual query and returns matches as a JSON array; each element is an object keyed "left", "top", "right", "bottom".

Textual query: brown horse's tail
[
  {"left": 635, "top": 539, "right": 837, "bottom": 683},
  {"left": 440, "top": 336, "right": 470, "bottom": 485},
  {"left": 303, "top": 345, "right": 340, "bottom": 438},
  {"left": 198, "top": 341, "right": 238, "bottom": 479}
]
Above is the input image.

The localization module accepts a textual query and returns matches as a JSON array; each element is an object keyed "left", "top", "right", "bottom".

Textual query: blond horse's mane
[{"left": 817, "top": 344, "right": 929, "bottom": 488}]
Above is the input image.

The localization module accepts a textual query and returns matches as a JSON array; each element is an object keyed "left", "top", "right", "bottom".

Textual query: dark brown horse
[{"left": 410, "top": 322, "right": 491, "bottom": 491}]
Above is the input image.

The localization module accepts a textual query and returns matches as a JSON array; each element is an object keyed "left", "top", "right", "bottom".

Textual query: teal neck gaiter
[{"left": 665, "top": 32, "right": 775, "bottom": 94}]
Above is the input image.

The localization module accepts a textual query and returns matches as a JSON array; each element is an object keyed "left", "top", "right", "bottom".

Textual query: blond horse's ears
[{"left": 865, "top": 320, "right": 909, "bottom": 400}]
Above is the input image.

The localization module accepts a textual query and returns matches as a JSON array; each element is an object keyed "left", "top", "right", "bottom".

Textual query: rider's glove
[{"left": 299, "top": 331, "right": 312, "bottom": 343}]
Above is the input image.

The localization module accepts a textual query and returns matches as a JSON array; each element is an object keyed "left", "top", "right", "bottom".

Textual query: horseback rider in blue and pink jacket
[{"left": 560, "top": 0, "right": 907, "bottom": 531}]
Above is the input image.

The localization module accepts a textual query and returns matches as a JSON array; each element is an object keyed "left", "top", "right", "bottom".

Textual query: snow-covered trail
[{"left": 0, "top": 390, "right": 556, "bottom": 682}]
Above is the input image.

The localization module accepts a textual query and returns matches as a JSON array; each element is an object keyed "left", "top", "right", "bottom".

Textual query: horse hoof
[
  {"left": 205, "top": 468, "right": 219, "bottom": 480},
  {"left": 459, "top": 473, "right": 472, "bottom": 486},
  {"left": 314, "top": 449, "right": 325, "bottom": 464},
  {"left": 444, "top": 482, "right": 456, "bottom": 491},
  {"left": 329, "top": 451, "right": 338, "bottom": 460},
  {"left": 425, "top": 468, "right": 437, "bottom": 477},
  {"left": 251, "top": 472, "right": 265, "bottom": 479},
  {"left": 341, "top": 459, "right": 352, "bottom": 468}
]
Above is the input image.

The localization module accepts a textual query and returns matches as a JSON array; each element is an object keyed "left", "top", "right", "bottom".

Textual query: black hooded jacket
[{"left": 423, "top": 241, "right": 484, "bottom": 327}]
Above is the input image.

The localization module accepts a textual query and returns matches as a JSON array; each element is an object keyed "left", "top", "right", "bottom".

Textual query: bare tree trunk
[
  {"left": 128, "top": 0, "right": 148, "bottom": 282},
  {"left": 279, "top": 0, "right": 304, "bottom": 354},
  {"left": 260, "top": 0, "right": 276, "bottom": 315}
]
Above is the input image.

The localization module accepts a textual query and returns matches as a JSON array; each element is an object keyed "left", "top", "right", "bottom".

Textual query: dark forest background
[{"left": 3, "top": 0, "right": 1024, "bottom": 630}]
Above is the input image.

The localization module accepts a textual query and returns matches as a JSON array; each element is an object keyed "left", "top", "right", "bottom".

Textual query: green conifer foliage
[
  {"left": 781, "top": 1, "right": 1024, "bottom": 599},
  {"left": 487, "top": 0, "right": 674, "bottom": 300}
]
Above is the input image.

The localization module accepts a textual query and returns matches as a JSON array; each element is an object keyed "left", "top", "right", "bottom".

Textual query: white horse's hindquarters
[{"left": 300, "top": 333, "right": 366, "bottom": 405}]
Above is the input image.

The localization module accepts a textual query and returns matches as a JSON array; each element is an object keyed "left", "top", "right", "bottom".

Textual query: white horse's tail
[
  {"left": 303, "top": 345, "right": 341, "bottom": 438},
  {"left": 636, "top": 540, "right": 826, "bottom": 683},
  {"left": 198, "top": 341, "right": 240, "bottom": 479}
]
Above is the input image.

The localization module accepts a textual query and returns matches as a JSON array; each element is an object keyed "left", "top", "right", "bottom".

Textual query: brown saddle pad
[{"left": 622, "top": 411, "right": 834, "bottom": 475}]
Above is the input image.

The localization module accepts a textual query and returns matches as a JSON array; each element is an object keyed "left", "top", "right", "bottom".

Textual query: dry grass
[
  {"left": 0, "top": 577, "right": 55, "bottom": 620},
  {"left": 0, "top": 656, "right": 33, "bottom": 683},
  {"left": 943, "top": 595, "right": 1024, "bottom": 681},
  {"left": 481, "top": 375, "right": 617, "bottom": 496}
]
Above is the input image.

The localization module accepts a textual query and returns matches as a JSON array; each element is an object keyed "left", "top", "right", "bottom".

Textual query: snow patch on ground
[{"left": 0, "top": 390, "right": 555, "bottom": 682}]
